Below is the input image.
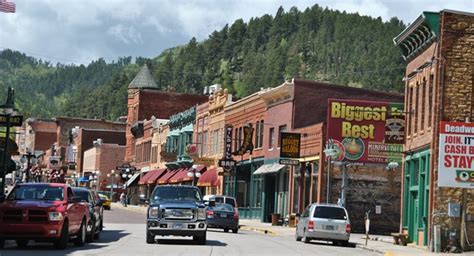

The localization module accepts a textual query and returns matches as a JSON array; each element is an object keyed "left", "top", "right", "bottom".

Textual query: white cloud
[{"left": 0, "top": 0, "right": 472, "bottom": 64}]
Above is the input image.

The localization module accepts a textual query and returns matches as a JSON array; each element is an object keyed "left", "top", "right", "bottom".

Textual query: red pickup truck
[{"left": 0, "top": 183, "right": 91, "bottom": 249}]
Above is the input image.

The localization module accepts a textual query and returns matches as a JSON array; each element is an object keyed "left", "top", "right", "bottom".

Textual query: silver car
[{"left": 295, "top": 203, "right": 350, "bottom": 246}]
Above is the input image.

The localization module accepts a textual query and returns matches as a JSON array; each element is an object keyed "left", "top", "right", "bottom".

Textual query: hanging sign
[
  {"left": 438, "top": 121, "right": 474, "bottom": 188},
  {"left": 280, "top": 132, "right": 301, "bottom": 159},
  {"left": 327, "top": 99, "right": 404, "bottom": 164},
  {"left": 219, "top": 124, "right": 236, "bottom": 171}
]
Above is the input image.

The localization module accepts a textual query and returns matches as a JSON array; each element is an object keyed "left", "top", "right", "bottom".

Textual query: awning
[
  {"left": 138, "top": 170, "right": 156, "bottom": 185},
  {"left": 157, "top": 169, "right": 179, "bottom": 184},
  {"left": 197, "top": 168, "right": 219, "bottom": 187},
  {"left": 253, "top": 163, "right": 286, "bottom": 175},
  {"left": 125, "top": 172, "right": 140, "bottom": 188},
  {"left": 168, "top": 168, "right": 189, "bottom": 183},
  {"left": 147, "top": 168, "right": 167, "bottom": 184}
]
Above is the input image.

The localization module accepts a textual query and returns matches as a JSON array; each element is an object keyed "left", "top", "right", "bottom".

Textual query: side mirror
[{"left": 209, "top": 201, "right": 216, "bottom": 207}]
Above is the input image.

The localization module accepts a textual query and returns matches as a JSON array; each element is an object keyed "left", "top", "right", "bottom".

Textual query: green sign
[{"left": 0, "top": 115, "right": 23, "bottom": 127}]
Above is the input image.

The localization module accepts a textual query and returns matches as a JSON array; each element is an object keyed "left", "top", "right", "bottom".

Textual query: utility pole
[{"left": 340, "top": 162, "right": 348, "bottom": 207}]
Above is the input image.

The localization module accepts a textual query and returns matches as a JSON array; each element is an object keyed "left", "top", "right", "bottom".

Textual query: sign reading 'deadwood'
[
  {"left": 438, "top": 121, "right": 474, "bottom": 188},
  {"left": 327, "top": 99, "right": 405, "bottom": 164}
]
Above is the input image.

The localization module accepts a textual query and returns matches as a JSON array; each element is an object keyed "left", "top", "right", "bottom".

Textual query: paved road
[{"left": 1, "top": 207, "right": 379, "bottom": 256}]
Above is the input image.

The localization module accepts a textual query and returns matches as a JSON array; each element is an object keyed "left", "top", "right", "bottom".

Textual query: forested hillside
[{"left": 0, "top": 4, "right": 406, "bottom": 120}]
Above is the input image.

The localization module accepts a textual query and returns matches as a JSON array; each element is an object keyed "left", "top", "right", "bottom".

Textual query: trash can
[
  {"left": 271, "top": 213, "right": 281, "bottom": 226},
  {"left": 289, "top": 214, "right": 296, "bottom": 227}
]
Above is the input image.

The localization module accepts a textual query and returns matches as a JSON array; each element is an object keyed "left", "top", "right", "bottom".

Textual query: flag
[{"left": 0, "top": 0, "right": 16, "bottom": 13}]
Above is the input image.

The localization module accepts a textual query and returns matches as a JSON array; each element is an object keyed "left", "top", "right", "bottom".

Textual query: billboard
[
  {"left": 327, "top": 99, "right": 404, "bottom": 164},
  {"left": 438, "top": 121, "right": 474, "bottom": 188}
]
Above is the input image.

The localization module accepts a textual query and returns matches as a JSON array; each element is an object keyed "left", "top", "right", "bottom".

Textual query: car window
[
  {"left": 72, "top": 189, "right": 90, "bottom": 202},
  {"left": 209, "top": 203, "right": 234, "bottom": 212},
  {"left": 313, "top": 206, "right": 347, "bottom": 220},
  {"left": 7, "top": 186, "right": 64, "bottom": 201},
  {"left": 67, "top": 187, "right": 74, "bottom": 200},
  {"left": 225, "top": 198, "right": 236, "bottom": 207}
]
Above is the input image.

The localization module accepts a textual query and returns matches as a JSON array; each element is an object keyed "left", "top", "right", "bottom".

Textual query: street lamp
[
  {"left": 90, "top": 170, "right": 100, "bottom": 191},
  {"left": 20, "top": 149, "right": 38, "bottom": 183},
  {"left": 0, "top": 87, "right": 16, "bottom": 203},
  {"left": 107, "top": 170, "right": 119, "bottom": 202},
  {"left": 323, "top": 145, "right": 338, "bottom": 204},
  {"left": 187, "top": 164, "right": 201, "bottom": 186},
  {"left": 71, "top": 171, "right": 79, "bottom": 187}
]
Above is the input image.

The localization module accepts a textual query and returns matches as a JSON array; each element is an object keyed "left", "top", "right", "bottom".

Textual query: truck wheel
[
  {"left": 54, "top": 221, "right": 69, "bottom": 250},
  {"left": 16, "top": 239, "right": 28, "bottom": 248},
  {"left": 224, "top": 228, "right": 229, "bottom": 232},
  {"left": 232, "top": 228, "right": 238, "bottom": 234},
  {"left": 94, "top": 229, "right": 100, "bottom": 240},
  {"left": 86, "top": 220, "right": 95, "bottom": 243},
  {"left": 146, "top": 230, "right": 155, "bottom": 244},
  {"left": 74, "top": 219, "right": 86, "bottom": 247},
  {"left": 194, "top": 232, "right": 206, "bottom": 245}
]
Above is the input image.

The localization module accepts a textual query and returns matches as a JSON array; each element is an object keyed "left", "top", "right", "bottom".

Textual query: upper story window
[
  {"left": 258, "top": 120, "right": 264, "bottom": 148},
  {"left": 278, "top": 125, "right": 287, "bottom": 147},
  {"left": 269, "top": 127, "right": 275, "bottom": 149}
]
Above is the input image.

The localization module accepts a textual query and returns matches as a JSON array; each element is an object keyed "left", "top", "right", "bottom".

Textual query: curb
[
  {"left": 239, "top": 225, "right": 279, "bottom": 236},
  {"left": 355, "top": 244, "right": 386, "bottom": 254}
]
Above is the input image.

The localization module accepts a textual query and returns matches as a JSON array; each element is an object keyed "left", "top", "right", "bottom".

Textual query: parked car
[
  {"left": 146, "top": 185, "right": 209, "bottom": 245},
  {"left": 98, "top": 193, "right": 111, "bottom": 210},
  {"left": 295, "top": 203, "right": 350, "bottom": 246},
  {"left": 203, "top": 195, "right": 237, "bottom": 209},
  {"left": 0, "top": 183, "right": 91, "bottom": 249},
  {"left": 72, "top": 187, "right": 103, "bottom": 242},
  {"left": 207, "top": 203, "right": 239, "bottom": 233}
]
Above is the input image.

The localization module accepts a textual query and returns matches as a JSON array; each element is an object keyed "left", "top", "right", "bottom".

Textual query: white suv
[{"left": 295, "top": 203, "right": 350, "bottom": 246}]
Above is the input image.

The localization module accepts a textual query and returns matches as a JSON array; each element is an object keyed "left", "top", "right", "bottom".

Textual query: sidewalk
[{"left": 114, "top": 205, "right": 474, "bottom": 255}]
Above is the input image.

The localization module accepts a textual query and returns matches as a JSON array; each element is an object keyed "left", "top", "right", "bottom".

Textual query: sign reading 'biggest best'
[
  {"left": 326, "top": 99, "right": 405, "bottom": 164},
  {"left": 438, "top": 121, "right": 474, "bottom": 188}
]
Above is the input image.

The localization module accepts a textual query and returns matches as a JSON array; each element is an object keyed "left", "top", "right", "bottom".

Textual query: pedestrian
[{"left": 120, "top": 192, "right": 126, "bottom": 207}]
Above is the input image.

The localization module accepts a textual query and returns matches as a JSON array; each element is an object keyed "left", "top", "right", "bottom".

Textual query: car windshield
[
  {"left": 7, "top": 186, "right": 64, "bottom": 201},
  {"left": 151, "top": 187, "right": 202, "bottom": 203},
  {"left": 72, "top": 189, "right": 90, "bottom": 202},
  {"left": 313, "top": 206, "right": 347, "bottom": 220},
  {"left": 209, "top": 203, "right": 234, "bottom": 212}
]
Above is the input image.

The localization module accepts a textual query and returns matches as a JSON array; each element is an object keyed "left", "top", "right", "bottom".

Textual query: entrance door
[
  {"left": 264, "top": 175, "right": 276, "bottom": 222},
  {"left": 410, "top": 192, "right": 419, "bottom": 243}
]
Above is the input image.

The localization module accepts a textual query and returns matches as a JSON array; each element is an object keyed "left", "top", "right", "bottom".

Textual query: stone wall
[
  {"left": 432, "top": 11, "right": 474, "bottom": 250},
  {"left": 330, "top": 164, "right": 401, "bottom": 234}
]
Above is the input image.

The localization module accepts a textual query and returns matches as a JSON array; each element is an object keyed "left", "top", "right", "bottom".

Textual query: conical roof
[{"left": 128, "top": 65, "right": 158, "bottom": 89}]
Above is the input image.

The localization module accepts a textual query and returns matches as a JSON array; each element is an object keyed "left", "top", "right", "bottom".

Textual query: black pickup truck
[{"left": 146, "top": 185, "right": 210, "bottom": 245}]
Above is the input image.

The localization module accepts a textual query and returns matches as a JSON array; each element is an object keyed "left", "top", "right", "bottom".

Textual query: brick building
[
  {"left": 125, "top": 65, "right": 208, "bottom": 163},
  {"left": 82, "top": 141, "right": 125, "bottom": 190},
  {"left": 15, "top": 118, "right": 57, "bottom": 155},
  {"left": 394, "top": 10, "right": 474, "bottom": 250}
]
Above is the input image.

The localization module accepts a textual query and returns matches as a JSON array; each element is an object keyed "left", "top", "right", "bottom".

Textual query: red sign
[{"left": 326, "top": 99, "right": 404, "bottom": 164}]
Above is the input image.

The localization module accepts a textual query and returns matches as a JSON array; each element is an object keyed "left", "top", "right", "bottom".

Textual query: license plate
[
  {"left": 325, "top": 225, "right": 334, "bottom": 230},
  {"left": 221, "top": 214, "right": 227, "bottom": 218},
  {"left": 173, "top": 223, "right": 183, "bottom": 229}
]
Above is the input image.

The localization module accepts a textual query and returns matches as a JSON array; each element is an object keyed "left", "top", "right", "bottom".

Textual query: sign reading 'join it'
[{"left": 438, "top": 121, "right": 474, "bottom": 188}]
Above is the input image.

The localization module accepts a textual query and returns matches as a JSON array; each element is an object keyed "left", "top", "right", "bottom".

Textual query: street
[{"left": 0, "top": 207, "right": 378, "bottom": 256}]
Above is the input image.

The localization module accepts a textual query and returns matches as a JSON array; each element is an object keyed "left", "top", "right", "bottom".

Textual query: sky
[{"left": 0, "top": 0, "right": 472, "bottom": 65}]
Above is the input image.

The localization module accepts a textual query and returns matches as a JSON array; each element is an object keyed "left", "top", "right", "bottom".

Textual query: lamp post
[
  {"left": 20, "top": 149, "right": 38, "bottom": 183},
  {"left": 71, "top": 171, "right": 79, "bottom": 187},
  {"left": 90, "top": 170, "right": 100, "bottom": 192},
  {"left": 107, "top": 170, "right": 119, "bottom": 202},
  {"left": 0, "top": 87, "right": 15, "bottom": 203},
  {"left": 323, "top": 144, "right": 337, "bottom": 204},
  {"left": 187, "top": 164, "right": 201, "bottom": 186},
  {"left": 121, "top": 170, "right": 133, "bottom": 207}
]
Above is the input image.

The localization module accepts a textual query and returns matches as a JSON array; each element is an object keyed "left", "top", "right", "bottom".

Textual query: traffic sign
[
  {"left": 279, "top": 158, "right": 300, "bottom": 166},
  {"left": 0, "top": 115, "right": 23, "bottom": 127}
]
